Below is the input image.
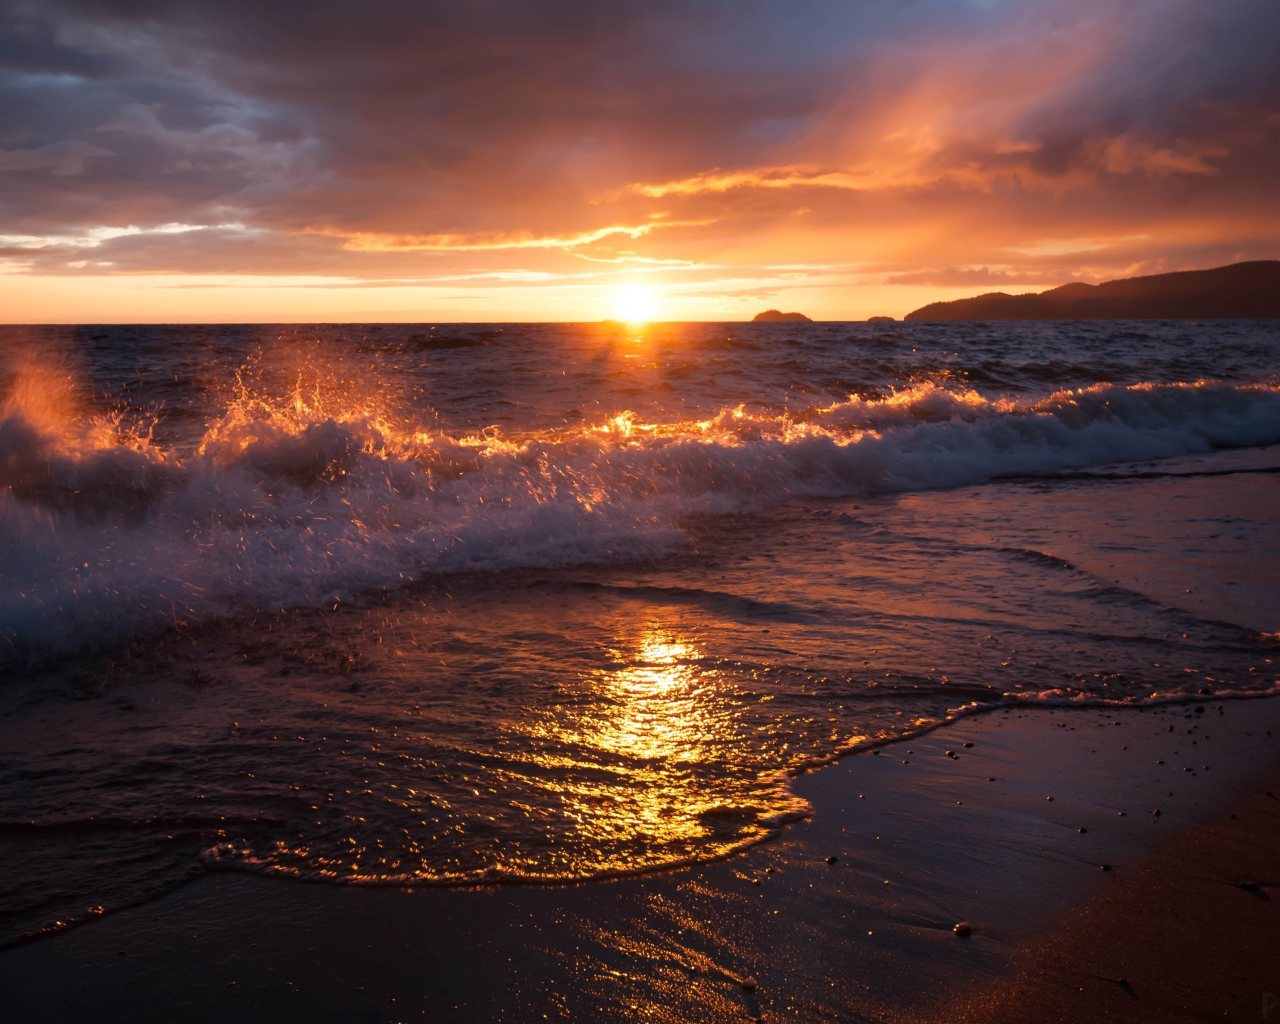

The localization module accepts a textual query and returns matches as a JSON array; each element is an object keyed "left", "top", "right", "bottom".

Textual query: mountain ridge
[{"left": 904, "top": 260, "right": 1280, "bottom": 321}]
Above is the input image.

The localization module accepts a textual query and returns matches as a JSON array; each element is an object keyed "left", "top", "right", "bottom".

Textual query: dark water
[{"left": 1, "top": 319, "right": 1278, "bottom": 946}]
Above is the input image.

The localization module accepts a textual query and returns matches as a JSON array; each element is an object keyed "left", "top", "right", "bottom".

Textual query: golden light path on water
[
  {"left": 510, "top": 627, "right": 798, "bottom": 879},
  {"left": 198, "top": 613, "right": 819, "bottom": 890}
]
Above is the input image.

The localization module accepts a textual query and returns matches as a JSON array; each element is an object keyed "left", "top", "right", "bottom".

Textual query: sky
[{"left": 1, "top": 0, "right": 1278, "bottom": 322}]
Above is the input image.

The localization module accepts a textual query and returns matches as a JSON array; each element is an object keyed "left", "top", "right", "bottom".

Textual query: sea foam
[{"left": 3, "top": 376, "right": 1279, "bottom": 656}]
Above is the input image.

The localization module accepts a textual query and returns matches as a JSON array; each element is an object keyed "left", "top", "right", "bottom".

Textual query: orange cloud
[
  {"left": 0, "top": 0, "right": 1275, "bottom": 320},
  {"left": 317, "top": 220, "right": 709, "bottom": 253}
]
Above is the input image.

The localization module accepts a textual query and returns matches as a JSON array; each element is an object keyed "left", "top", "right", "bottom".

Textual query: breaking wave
[{"left": 4, "top": 369, "right": 1280, "bottom": 656}]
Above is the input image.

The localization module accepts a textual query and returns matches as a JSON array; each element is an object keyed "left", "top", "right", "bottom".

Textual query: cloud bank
[{"left": 1, "top": 0, "right": 1277, "bottom": 319}]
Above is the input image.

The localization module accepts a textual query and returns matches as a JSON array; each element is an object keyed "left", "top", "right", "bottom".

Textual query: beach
[
  {"left": 958, "top": 774, "right": 1280, "bottom": 1022},
  {"left": 4, "top": 696, "right": 1277, "bottom": 1022},
  {"left": 2, "top": 319, "right": 1279, "bottom": 1020},
  {"left": 6, "top": 0, "right": 1280, "bottom": 1016}
]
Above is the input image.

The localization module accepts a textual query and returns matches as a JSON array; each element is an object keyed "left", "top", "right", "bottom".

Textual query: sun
[{"left": 612, "top": 285, "right": 659, "bottom": 323}]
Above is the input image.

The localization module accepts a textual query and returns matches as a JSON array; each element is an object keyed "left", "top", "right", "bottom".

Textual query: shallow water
[{"left": 1, "top": 319, "right": 1278, "bottom": 946}]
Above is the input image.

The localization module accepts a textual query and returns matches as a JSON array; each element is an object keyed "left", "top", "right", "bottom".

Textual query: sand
[
  {"left": 3, "top": 697, "right": 1278, "bottom": 1022},
  {"left": 956, "top": 772, "right": 1280, "bottom": 1022}
]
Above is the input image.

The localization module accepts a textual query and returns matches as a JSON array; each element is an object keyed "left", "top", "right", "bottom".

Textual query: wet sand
[
  {"left": 955, "top": 774, "right": 1280, "bottom": 1023},
  {"left": 4, "top": 697, "right": 1279, "bottom": 1022}
]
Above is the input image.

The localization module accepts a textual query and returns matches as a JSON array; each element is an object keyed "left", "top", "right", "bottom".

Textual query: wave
[{"left": 4, "top": 372, "right": 1280, "bottom": 656}]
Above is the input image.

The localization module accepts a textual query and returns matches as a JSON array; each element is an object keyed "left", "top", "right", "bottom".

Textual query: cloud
[
  {"left": 882, "top": 267, "right": 1062, "bottom": 289},
  {"left": 317, "top": 221, "right": 699, "bottom": 253},
  {"left": 0, "top": 0, "right": 1276, "bottom": 317},
  {"left": 0, "top": 139, "right": 112, "bottom": 175},
  {"left": 0, "top": 221, "right": 249, "bottom": 250}
]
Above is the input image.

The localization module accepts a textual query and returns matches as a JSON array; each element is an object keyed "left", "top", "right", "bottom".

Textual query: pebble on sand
[
  {"left": 964, "top": 742, "right": 974, "bottom": 748},
  {"left": 1101, "top": 864, "right": 1112, "bottom": 871},
  {"left": 1078, "top": 827, "right": 1087, "bottom": 833},
  {"left": 1046, "top": 796, "right": 1054, "bottom": 801},
  {"left": 954, "top": 922, "right": 973, "bottom": 937},
  {"left": 1152, "top": 809, "right": 1161, "bottom": 816},
  {"left": 826, "top": 855, "right": 839, "bottom": 864},
  {"left": 741, "top": 977, "right": 758, "bottom": 992}
]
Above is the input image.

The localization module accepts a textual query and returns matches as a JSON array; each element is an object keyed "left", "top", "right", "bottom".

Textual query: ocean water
[{"left": 1, "top": 319, "right": 1278, "bottom": 946}]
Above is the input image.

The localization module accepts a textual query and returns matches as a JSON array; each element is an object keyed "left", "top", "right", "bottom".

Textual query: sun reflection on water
[
  {"left": 199, "top": 617, "right": 811, "bottom": 889},
  {"left": 512, "top": 625, "right": 802, "bottom": 878}
]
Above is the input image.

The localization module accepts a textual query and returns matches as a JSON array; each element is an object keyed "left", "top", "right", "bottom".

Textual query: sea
[{"left": 1, "top": 318, "right": 1278, "bottom": 947}]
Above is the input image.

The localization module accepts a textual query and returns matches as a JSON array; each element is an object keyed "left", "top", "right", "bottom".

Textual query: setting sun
[{"left": 612, "top": 285, "right": 659, "bottom": 323}]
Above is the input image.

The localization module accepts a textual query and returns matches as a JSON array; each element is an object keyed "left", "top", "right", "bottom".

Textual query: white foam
[{"left": 4, "top": 379, "right": 1280, "bottom": 655}]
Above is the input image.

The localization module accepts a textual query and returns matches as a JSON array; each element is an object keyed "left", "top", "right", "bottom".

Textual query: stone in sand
[
  {"left": 954, "top": 922, "right": 973, "bottom": 937},
  {"left": 741, "top": 976, "right": 758, "bottom": 992},
  {"left": 826, "top": 855, "right": 839, "bottom": 864}
]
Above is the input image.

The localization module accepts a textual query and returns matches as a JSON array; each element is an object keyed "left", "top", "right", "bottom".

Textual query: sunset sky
[{"left": 2, "top": 0, "right": 1278, "bottom": 322}]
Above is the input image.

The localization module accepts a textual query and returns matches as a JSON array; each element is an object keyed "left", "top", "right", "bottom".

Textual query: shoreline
[
  {"left": 17, "top": 686, "right": 1276, "bottom": 952},
  {"left": 4, "top": 695, "right": 1279, "bottom": 1020}
]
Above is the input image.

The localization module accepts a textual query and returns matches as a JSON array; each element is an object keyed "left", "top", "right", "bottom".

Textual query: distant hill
[
  {"left": 753, "top": 309, "right": 812, "bottom": 322},
  {"left": 904, "top": 260, "right": 1280, "bottom": 321}
]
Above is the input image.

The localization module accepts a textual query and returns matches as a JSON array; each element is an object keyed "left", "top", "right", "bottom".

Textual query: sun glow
[{"left": 612, "top": 285, "right": 659, "bottom": 323}]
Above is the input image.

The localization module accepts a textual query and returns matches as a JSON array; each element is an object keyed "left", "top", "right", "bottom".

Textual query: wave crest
[{"left": 4, "top": 374, "right": 1279, "bottom": 654}]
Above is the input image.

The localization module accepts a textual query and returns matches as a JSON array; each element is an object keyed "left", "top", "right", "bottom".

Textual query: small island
[
  {"left": 867, "top": 315, "right": 895, "bottom": 323},
  {"left": 753, "top": 309, "right": 812, "bottom": 322},
  {"left": 905, "top": 260, "right": 1280, "bottom": 321}
]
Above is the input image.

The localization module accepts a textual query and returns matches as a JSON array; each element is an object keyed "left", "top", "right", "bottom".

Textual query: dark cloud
[{"left": 0, "top": 0, "right": 1276, "bottom": 306}]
